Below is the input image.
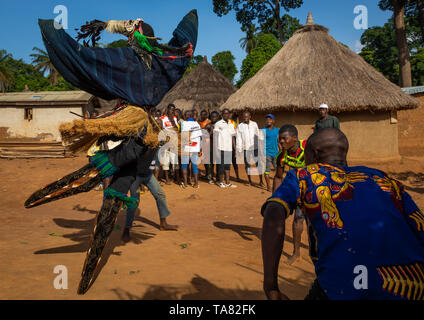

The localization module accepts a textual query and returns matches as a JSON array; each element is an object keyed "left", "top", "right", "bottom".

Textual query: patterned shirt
[
  {"left": 160, "top": 115, "right": 179, "bottom": 131},
  {"left": 262, "top": 163, "right": 424, "bottom": 300},
  {"left": 276, "top": 140, "right": 307, "bottom": 169},
  {"left": 200, "top": 119, "right": 212, "bottom": 129}
]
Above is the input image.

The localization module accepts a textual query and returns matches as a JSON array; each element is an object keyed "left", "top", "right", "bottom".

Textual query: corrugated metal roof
[
  {"left": 402, "top": 86, "right": 424, "bottom": 95},
  {"left": 0, "top": 90, "right": 93, "bottom": 105}
]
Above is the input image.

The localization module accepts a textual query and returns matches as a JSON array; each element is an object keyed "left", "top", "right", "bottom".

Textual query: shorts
[
  {"left": 265, "top": 155, "right": 276, "bottom": 175},
  {"left": 181, "top": 152, "right": 199, "bottom": 174},
  {"left": 218, "top": 150, "right": 232, "bottom": 174},
  {"left": 159, "top": 149, "right": 179, "bottom": 171}
]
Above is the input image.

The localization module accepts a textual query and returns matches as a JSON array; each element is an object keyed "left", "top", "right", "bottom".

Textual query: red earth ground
[{"left": 1, "top": 156, "right": 424, "bottom": 300}]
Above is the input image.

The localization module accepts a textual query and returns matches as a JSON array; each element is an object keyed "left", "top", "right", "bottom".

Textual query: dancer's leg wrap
[
  {"left": 77, "top": 197, "right": 122, "bottom": 294},
  {"left": 104, "top": 187, "right": 139, "bottom": 211}
]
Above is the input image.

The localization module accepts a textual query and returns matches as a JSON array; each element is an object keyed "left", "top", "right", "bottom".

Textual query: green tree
[
  {"left": 360, "top": 21, "right": 399, "bottom": 83},
  {"left": 379, "top": 0, "right": 412, "bottom": 86},
  {"left": 238, "top": 33, "right": 281, "bottom": 86},
  {"left": 0, "top": 50, "right": 13, "bottom": 92},
  {"left": 260, "top": 14, "right": 301, "bottom": 43},
  {"left": 184, "top": 55, "right": 204, "bottom": 76},
  {"left": 212, "top": 51, "right": 238, "bottom": 83},
  {"left": 2, "top": 51, "right": 48, "bottom": 92},
  {"left": 239, "top": 24, "right": 259, "bottom": 54},
  {"left": 105, "top": 39, "right": 128, "bottom": 48},
  {"left": 43, "top": 77, "right": 77, "bottom": 91},
  {"left": 410, "top": 0, "right": 424, "bottom": 42},
  {"left": 30, "top": 47, "right": 59, "bottom": 86},
  {"left": 0, "top": 49, "right": 76, "bottom": 92},
  {"left": 411, "top": 47, "right": 424, "bottom": 85},
  {"left": 213, "top": 0, "right": 303, "bottom": 44},
  {"left": 379, "top": 0, "right": 423, "bottom": 41},
  {"left": 359, "top": 17, "right": 424, "bottom": 86}
]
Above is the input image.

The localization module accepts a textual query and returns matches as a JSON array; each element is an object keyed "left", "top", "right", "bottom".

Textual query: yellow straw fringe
[{"left": 59, "top": 106, "right": 160, "bottom": 154}]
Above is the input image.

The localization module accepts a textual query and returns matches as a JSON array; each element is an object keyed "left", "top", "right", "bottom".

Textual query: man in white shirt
[
  {"left": 181, "top": 110, "right": 202, "bottom": 188},
  {"left": 213, "top": 108, "right": 237, "bottom": 188},
  {"left": 236, "top": 111, "right": 263, "bottom": 186},
  {"left": 158, "top": 104, "right": 180, "bottom": 185}
]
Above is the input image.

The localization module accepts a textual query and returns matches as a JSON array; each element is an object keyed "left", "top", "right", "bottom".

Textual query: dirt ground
[{"left": 1, "top": 155, "right": 424, "bottom": 300}]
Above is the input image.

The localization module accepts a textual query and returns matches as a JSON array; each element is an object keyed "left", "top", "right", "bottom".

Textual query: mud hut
[
  {"left": 221, "top": 13, "right": 420, "bottom": 160},
  {"left": 0, "top": 90, "right": 93, "bottom": 158},
  {"left": 156, "top": 57, "right": 237, "bottom": 114},
  {"left": 0, "top": 90, "right": 93, "bottom": 141},
  {"left": 398, "top": 86, "right": 424, "bottom": 156}
]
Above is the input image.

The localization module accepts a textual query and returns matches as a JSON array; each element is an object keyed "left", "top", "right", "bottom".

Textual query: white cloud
[{"left": 354, "top": 40, "right": 364, "bottom": 53}]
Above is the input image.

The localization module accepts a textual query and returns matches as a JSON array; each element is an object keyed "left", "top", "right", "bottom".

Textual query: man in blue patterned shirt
[{"left": 261, "top": 128, "right": 424, "bottom": 300}]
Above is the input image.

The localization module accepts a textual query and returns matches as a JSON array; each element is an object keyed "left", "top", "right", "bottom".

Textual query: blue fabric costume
[
  {"left": 25, "top": 10, "right": 198, "bottom": 295},
  {"left": 38, "top": 10, "right": 198, "bottom": 106},
  {"left": 262, "top": 163, "right": 424, "bottom": 300}
]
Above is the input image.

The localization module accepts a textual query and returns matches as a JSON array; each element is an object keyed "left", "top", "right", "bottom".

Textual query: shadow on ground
[
  {"left": 111, "top": 274, "right": 266, "bottom": 300},
  {"left": 33, "top": 204, "right": 159, "bottom": 293},
  {"left": 34, "top": 206, "right": 156, "bottom": 255},
  {"left": 111, "top": 270, "right": 313, "bottom": 300},
  {"left": 213, "top": 221, "right": 308, "bottom": 249}
]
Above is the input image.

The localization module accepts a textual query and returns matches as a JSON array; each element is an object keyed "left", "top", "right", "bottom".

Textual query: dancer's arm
[{"left": 261, "top": 202, "right": 289, "bottom": 300}]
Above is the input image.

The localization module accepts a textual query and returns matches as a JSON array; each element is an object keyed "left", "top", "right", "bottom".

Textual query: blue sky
[{"left": 0, "top": 0, "right": 392, "bottom": 81}]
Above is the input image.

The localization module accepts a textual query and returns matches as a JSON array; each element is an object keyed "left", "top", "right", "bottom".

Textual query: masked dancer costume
[{"left": 25, "top": 10, "right": 198, "bottom": 294}]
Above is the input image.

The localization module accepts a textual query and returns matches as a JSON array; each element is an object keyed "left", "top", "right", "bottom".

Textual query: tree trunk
[
  {"left": 394, "top": 0, "right": 412, "bottom": 87},
  {"left": 417, "top": 0, "right": 424, "bottom": 43},
  {"left": 274, "top": 0, "right": 283, "bottom": 44},
  {"left": 50, "top": 69, "right": 58, "bottom": 86}
]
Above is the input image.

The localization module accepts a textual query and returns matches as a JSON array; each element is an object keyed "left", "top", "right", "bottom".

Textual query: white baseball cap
[{"left": 318, "top": 104, "right": 329, "bottom": 109}]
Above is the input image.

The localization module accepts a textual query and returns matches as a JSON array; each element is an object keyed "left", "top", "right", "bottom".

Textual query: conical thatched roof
[
  {"left": 221, "top": 14, "right": 420, "bottom": 113},
  {"left": 156, "top": 57, "right": 237, "bottom": 112}
]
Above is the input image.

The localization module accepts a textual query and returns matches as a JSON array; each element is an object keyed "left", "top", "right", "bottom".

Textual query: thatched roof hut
[
  {"left": 222, "top": 13, "right": 419, "bottom": 113},
  {"left": 156, "top": 57, "right": 237, "bottom": 113},
  {"left": 222, "top": 13, "right": 420, "bottom": 160}
]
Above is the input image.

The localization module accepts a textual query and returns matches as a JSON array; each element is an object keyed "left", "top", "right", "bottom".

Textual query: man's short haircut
[
  {"left": 243, "top": 110, "right": 251, "bottom": 116},
  {"left": 167, "top": 103, "right": 176, "bottom": 110},
  {"left": 279, "top": 124, "right": 298, "bottom": 137},
  {"left": 210, "top": 111, "right": 219, "bottom": 116},
  {"left": 222, "top": 108, "right": 230, "bottom": 114},
  {"left": 305, "top": 128, "right": 349, "bottom": 161},
  {"left": 201, "top": 109, "right": 208, "bottom": 114},
  {"left": 184, "top": 109, "right": 192, "bottom": 116}
]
